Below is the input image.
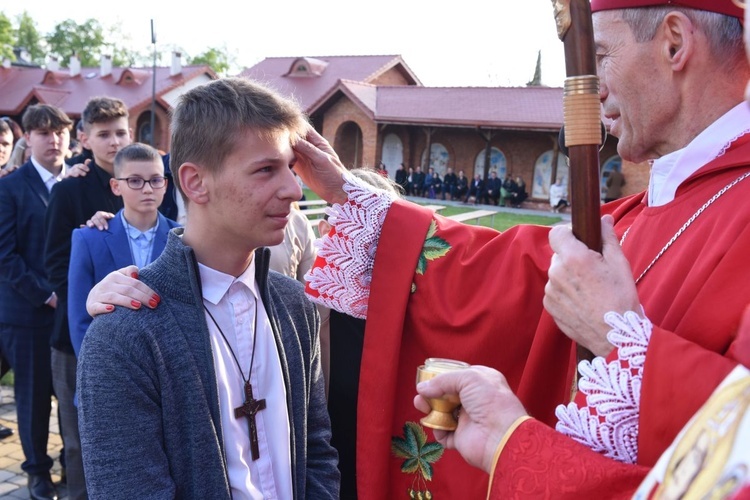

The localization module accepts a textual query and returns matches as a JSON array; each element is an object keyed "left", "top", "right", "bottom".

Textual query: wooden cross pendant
[{"left": 234, "top": 380, "right": 267, "bottom": 461}]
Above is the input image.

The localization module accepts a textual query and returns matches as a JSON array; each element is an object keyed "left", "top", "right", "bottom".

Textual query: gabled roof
[
  {"left": 239, "top": 55, "right": 421, "bottom": 112},
  {"left": 0, "top": 65, "right": 217, "bottom": 117},
  {"left": 321, "top": 83, "right": 566, "bottom": 131},
  {"left": 376, "top": 85, "right": 565, "bottom": 130}
]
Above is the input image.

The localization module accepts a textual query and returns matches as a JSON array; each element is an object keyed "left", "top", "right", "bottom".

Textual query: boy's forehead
[
  {"left": 87, "top": 117, "right": 129, "bottom": 131},
  {"left": 29, "top": 126, "right": 69, "bottom": 134},
  {"left": 120, "top": 158, "right": 164, "bottom": 171}
]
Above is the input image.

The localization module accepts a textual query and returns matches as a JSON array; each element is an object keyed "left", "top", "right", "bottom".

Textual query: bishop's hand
[
  {"left": 543, "top": 214, "right": 640, "bottom": 357},
  {"left": 292, "top": 127, "right": 349, "bottom": 205},
  {"left": 414, "top": 366, "right": 527, "bottom": 474}
]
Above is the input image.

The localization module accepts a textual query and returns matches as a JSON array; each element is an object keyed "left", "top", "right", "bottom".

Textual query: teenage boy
[
  {"left": 0, "top": 104, "right": 72, "bottom": 500},
  {"left": 68, "top": 143, "right": 179, "bottom": 358},
  {"left": 77, "top": 78, "right": 339, "bottom": 498},
  {"left": 44, "top": 96, "right": 131, "bottom": 500}
]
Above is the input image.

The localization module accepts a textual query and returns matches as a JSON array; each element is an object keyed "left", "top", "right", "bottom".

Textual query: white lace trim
[
  {"left": 304, "top": 171, "right": 397, "bottom": 319},
  {"left": 554, "top": 309, "right": 652, "bottom": 464}
]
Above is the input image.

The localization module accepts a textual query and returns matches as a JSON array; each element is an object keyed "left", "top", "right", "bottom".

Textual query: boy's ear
[
  {"left": 79, "top": 131, "right": 90, "bottom": 150},
  {"left": 178, "top": 162, "right": 209, "bottom": 204},
  {"left": 109, "top": 177, "right": 122, "bottom": 196}
]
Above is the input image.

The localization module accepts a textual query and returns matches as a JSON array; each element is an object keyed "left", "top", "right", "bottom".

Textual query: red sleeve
[
  {"left": 489, "top": 419, "right": 649, "bottom": 499},
  {"left": 639, "top": 305, "right": 750, "bottom": 465}
]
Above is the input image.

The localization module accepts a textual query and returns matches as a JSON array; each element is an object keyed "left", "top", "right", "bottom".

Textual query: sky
[{"left": 5, "top": 0, "right": 568, "bottom": 88}]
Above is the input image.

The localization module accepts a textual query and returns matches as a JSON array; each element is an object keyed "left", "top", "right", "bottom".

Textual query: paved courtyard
[{"left": 0, "top": 386, "right": 66, "bottom": 499}]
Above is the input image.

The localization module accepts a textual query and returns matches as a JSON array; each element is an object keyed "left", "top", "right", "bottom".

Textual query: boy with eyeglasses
[
  {"left": 68, "top": 143, "right": 179, "bottom": 358},
  {"left": 43, "top": 96, "right": 131, "bottom": 500}
]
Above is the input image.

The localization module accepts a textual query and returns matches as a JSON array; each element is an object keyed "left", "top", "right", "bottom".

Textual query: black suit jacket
[
  {"left": 44, "top": 161, "right": 123, "bottom": 352},
  {"left": 0, "top": 162, "right": 55, "bottom": 327}
]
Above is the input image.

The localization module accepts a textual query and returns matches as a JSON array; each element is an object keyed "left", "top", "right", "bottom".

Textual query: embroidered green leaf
[
  {"left": 401, "top": 457, "right": 420, "bottom": 475},
  {"left": 391, "top": 421, "right": 445, "bottom": 483},
  {"left": 420, "top": 441, "right": 445, "bottom": 463},
  {"left": 416, "top": 220, "right": 451, "bottom": 275}
]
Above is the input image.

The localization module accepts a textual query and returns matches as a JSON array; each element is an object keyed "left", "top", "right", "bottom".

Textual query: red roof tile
[
  {"left": 373, "top": 85, "right": 566, "bottom": 130},
  {"left": 239, "top": 55, "right": 420, "bottom": 112},
  {"left": 0, "top": 65, "right": 216, "bottom": 118}
]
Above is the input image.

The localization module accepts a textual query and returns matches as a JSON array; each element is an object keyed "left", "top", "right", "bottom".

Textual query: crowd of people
[
  {"left": 0, "top": 0, "right": 749, "bottom": 499},
  {"left": 393, "top": 163, "right": 528, "bottom": 207}
]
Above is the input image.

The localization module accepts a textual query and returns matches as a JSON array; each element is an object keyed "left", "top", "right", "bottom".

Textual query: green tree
[
  {"left": 0, "top": 12, "right": 14, "bottom": 62},
  {"left": 46, "top": 18, "right": 106, "bottom": 67},
  {"left": 14, "top": 12, "right": 45, "bottom": 64},
  {"left": 189, "top": 47, "right": 230, "bottom": 76},
  {"left": 526, "top": 50, "right": 542, "bottom": 87},
  {"left": 104, "top": 20, "right": 139, "bottom": 67}
]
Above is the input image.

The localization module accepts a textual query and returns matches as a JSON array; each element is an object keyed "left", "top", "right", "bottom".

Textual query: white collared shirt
[
  {"left": 200, "top": 259, "right": 293, "bottom": 500},
  {"left": 121, "top": 212, "right": 159, "bottom": 268},
  {"left": 648, "top": 102, "right": 750, "bottom": 206},
  {"left": 30, "top": 157, "right": 66, "bottom": 192}
]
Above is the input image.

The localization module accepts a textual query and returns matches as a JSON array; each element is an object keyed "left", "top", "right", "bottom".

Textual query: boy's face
[
  {"left": 110, "top": 159, "right": 166, "bottom": 215},
  {"left": 0, "top": 130, "right": 12, "bottom": 166},
  {"left": 82, "top": 117, "right": 132, "bottom": 170},
  {"left": 202, "top": 127, "right": 302, "bottom": 251},
  {"left": 25, "top": 127, "right": 70, "bottom": 170}
]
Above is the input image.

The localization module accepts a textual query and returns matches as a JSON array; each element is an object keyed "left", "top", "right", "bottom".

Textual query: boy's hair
[
  {"left": 1, "top": 116, "right": 22, "bottom": 142},
  {"left": 22, "top": 104, "right": 73, "bottom": 133},
  {"left": 350, "top": 168, "right": 403, "bottom": 196},
  {"left": 169, "top": 77, "right": 309, "bottom": 203},
  {"left": 81, "top": 97, "right": 129, "bottom": 133},
  {"left": 113, "top": 143, "right": 164, "bottom": 177}
]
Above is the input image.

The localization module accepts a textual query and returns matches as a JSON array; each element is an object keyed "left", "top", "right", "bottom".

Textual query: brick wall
[{"left": 321, "top": 94, "right": 650, "bottom": 198}]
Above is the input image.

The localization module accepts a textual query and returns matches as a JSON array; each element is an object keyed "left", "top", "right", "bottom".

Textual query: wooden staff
[{"left": 552, "top": 0, "right": 603, "bottom": 365}]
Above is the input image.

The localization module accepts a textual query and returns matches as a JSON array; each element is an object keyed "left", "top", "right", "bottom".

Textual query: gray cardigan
[{"left": 77, "top": 229, "right": 339, "bottom": 499}]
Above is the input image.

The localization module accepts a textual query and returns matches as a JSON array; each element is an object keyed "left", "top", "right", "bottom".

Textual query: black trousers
[{"left": 0, "top": 323, "right": 54, "bottom": 474}]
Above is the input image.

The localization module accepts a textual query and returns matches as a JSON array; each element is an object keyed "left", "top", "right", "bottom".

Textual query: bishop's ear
[{"left": 660, "top": 11, "right": 694, "bottom": 71}]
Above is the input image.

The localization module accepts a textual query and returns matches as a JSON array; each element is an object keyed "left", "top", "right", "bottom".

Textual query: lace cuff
[
  {"left": 554, "top": 309, "right": 652, "bottom": 464},
  {"left": 304, "top": 170, "right": 398, "bottom": 319}
]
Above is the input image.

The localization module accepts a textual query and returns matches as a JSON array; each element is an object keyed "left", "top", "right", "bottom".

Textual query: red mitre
[{"left": 590, "top": 0, "right": 743, "bottom": 19}]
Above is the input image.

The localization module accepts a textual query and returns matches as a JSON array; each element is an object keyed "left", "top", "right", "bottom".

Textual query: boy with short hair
[
  {"left": 44, "top": 96, "right": 132, "bottom": 500},
  {"left": 78, "top": 78, "right": 339, "bottom": 498},
  {"left": 68, "top": 143, "right": 179, "bottom": 358}
]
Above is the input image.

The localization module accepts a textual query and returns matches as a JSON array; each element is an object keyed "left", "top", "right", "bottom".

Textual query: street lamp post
[{"left": 150, "top": 19, "right": 156, "bottom": 147}]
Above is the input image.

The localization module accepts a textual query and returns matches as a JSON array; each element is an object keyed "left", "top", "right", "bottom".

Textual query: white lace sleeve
[
  {"left": 304, "top": 171, "right": 398, "bottom": 319},
  {"left": 554, "top": 309, "right": 652, "bottom": 464}
]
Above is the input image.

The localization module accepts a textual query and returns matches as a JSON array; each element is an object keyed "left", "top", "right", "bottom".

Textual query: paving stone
[{"left": 0, "top": 388, "right": 64, "bottom": 497}]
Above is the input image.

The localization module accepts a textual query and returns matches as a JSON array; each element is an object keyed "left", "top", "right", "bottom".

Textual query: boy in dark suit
[
  {"left": 68, "top": 143, "right": 179, "bottom": 357},
  {"left": 0, "top": 104, "right": 73, "bottom": 500},
  {"left": 44, "top": 96, "right": 131, "bottom": 500}
]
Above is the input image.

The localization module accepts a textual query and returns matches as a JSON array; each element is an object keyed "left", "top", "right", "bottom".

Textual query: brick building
[
  {"left": 0, "top": 52, "right": 647, "bottom": 201},
  {"left": 0, "top": 52, "right": 217, "bottom": 153},
  {"left": 242, "top": 55, "right": 646, "bottom": 201}
]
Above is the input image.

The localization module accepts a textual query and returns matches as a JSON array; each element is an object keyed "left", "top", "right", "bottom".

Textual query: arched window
[
  {"left": 473, "top": 147, "right": 507, "bottom": 179},
  {"left": 381, "top": 134, "right": 404, "bottom": 178},
  {"left": 532, "top": 150, "right": 568, "bottom": 199},
  {"left": 138, "top": 122, "right": 153, "bottom": 146},
  {"left": 420, "top": 143, "right": 449, "bottom": 176},
  {"left": 334, "top": 121, "right": 363, "bottom": 168},
  {"left": 601, "top": 155, "right": 623, "bottom": 200}
]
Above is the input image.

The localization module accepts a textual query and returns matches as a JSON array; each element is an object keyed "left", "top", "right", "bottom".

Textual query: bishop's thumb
[{"left": 600, "top": 214, "right": 620, "bottom": 256}]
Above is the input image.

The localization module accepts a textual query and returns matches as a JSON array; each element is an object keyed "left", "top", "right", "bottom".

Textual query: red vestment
[
  {"left": 311, "top": 138, "right": 750, "bottom": 498},
  {"left": 488, "top": 304, "right": 750, "bottom": 498}
]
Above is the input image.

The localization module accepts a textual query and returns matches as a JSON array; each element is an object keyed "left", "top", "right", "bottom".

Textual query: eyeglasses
[{"left": 116, "top": 176, "right": 166, "bottom": 190}]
